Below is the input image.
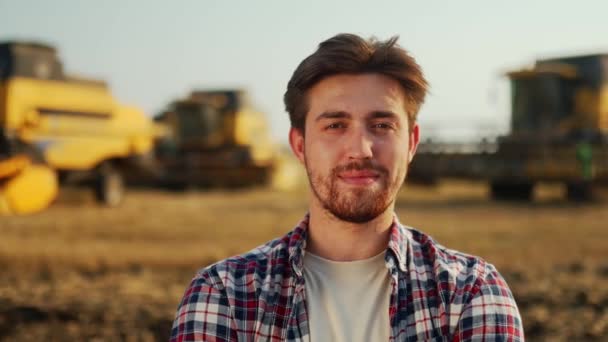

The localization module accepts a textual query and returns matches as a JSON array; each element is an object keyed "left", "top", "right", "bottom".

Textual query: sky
[{"left": 2, "top": 1, "right": 608, "bottom": 144}]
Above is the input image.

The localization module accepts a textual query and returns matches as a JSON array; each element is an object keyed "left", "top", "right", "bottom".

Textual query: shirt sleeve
[
  {"left": 453, "top": 265, "right": 524, "bottom": 341},
  {"left": 170, "top": 273, "right": 237, "bottom": 342}
]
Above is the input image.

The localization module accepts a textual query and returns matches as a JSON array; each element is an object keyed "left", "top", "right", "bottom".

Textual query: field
[{"left": 1, "top": 181, "right": 607, "bottom": 341}]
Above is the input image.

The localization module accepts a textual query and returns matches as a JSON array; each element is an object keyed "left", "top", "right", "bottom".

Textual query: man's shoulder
[
  {"left": 192, "top": 229, "right": 295, "bottom": 288},
  {"left": 402, "top": 227, "right": 523, "bottom": 339},
  {"left": 404, "top": 226, "right": 503, "bottom": 290},
  {"left": 171, "top": 231, "right": 299, "bottom": 342}
]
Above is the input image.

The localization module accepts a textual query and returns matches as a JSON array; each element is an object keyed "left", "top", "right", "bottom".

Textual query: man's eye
[
  {"left": 326, "top": 123, "right": 345, "bottom": 129},
  {"left": 373, "top": 123, "right": 393, "bottom": 129}
]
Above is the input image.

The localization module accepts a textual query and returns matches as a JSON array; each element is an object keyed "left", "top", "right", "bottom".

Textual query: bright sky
[{"left": 2, "top": 1, "right": 608, "bottom": 143}]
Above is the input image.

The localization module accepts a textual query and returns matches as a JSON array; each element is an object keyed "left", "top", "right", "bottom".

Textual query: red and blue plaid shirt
[{"left": 171, "top": 214, "right": 524, "bottom": 341}]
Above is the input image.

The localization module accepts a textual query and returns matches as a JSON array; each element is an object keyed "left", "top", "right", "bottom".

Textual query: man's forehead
[
  {"left": 310, "top": 73, "right": 404, "bottom": 97},
  {"left": 314, "top": 110, "right": 401, "bottom": 122},
  {"left": 306, "top": 74, "right": 408, "bottom": 118}
]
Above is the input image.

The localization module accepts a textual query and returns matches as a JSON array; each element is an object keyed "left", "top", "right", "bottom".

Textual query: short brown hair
[{"left": 284, "top": 33, "right": 428, "bottom": 132}]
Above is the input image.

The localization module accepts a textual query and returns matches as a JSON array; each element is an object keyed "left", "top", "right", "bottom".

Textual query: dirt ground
[{"left": 1, "top": 181, "right": 607, "bottom": 341}]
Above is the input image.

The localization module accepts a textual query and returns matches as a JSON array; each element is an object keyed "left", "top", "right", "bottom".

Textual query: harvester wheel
[
  {"left": 490, "top": 182, "right": 533, "bottom": 201},
  {"left": 566, "top": 182, "right": 593, "bottom": 202},
  {"left": 94, "top": 163, "right": 124, "bottom": 207}
]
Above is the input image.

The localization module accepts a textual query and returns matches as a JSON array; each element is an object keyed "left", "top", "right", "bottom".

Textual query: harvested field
[{"left": 1, "top": 181, "right": 607, "bottom": 341}]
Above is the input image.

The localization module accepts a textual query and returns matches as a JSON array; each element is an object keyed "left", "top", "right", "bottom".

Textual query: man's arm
[
  {"left": 453, "top": 266, "right": 524, "bottom": 341},
  {"left": 171, "top": 274, "right": 237, "bottom": 342}
]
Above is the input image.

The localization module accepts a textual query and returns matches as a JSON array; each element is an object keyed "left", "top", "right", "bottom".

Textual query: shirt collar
[
  {"left": 386, "top": 215, "right": 410, "bottom": 273},
  {"left": 288, "top": 213, "right": 409, "bottom": 277},
  {"left": 287, "top": 213, "right": 309, "bottom": 279}
]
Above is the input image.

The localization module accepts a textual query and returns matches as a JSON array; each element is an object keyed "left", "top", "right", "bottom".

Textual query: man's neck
[{"left": 306, "top": 200, "right": 395, "bottom": 262}]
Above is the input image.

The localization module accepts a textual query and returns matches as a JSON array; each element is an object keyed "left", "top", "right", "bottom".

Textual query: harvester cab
[
  {"left": 507, "top": 54, "right": 608, "bottom": 141},
  {"left": 508, "top": 64, "right": 578, "bottom": 140},
  {"left": 155, "top": 89, "right": 277, "bottom": 188}
]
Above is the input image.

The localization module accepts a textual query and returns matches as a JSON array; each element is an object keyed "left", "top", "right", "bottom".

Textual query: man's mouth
[{"left": 337, "top": 170, "right": 380, "bottom": 185}]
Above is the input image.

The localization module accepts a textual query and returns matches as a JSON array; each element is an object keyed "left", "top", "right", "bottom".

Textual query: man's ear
[
  {"left": 289, "top": 127, "right": 306, "bottom": 165},
  {"left": 408, "top": 123, "right": 420, "bottom": 164}
]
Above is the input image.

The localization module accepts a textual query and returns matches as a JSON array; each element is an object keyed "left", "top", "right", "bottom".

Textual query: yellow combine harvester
[
  {"left": 0, "top": 41, "right": 163, "bottom": 213},
  {"left": 410, "top": 53, "right": 608, "bottom": 201},
  {"left": 155, "top": 90, "right": 281, "bottom": 188}
]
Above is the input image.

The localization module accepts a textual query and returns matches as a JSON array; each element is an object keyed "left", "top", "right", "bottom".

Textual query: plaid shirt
[{"left": 171, "top": 215, "right": 524, "bottom": 341}]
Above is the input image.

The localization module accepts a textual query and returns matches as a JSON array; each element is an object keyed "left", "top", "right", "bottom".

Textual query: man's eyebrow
[
  {"left": 369, "top": 111, "right": 399, "bottom": 119},
  {"left": 314, "top": 111, "right": 351, "bottom": 121}
]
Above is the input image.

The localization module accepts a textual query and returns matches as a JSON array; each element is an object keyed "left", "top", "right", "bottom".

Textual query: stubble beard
[{"left": 305, "top": 157, "right": 407, "bottom": 224}]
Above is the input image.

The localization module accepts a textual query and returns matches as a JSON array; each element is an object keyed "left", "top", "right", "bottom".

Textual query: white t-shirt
[{"left": 303, "top": 251, "right": 392, "bottom": 342}]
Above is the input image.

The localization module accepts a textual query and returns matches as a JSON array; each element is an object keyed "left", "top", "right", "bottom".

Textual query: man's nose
[{"left": 346, "top": 127, "right": 374, "bottom": 160}]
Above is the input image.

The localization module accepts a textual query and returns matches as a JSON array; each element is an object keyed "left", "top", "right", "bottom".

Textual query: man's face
[{"left": 289, "top": 73, "right": 420, "bottom": 223}]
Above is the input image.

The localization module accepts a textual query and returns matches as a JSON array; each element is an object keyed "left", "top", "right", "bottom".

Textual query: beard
[{"left": 305, "top": 157, "right": 406, "bottom": 223}]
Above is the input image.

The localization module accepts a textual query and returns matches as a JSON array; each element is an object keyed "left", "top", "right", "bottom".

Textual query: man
[{"left": 171, "top": 33, "right": 524, "bottom": 341}]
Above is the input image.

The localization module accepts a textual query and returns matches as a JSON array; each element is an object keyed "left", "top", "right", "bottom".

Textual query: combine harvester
[
  {"left": 0, "top": 41, "right": 164, "bottom": 214},
  {"left": 154, "top": 89, "right": 302, "bottom": 190},
  {"left": 409, "top": 53, "right": 608, "bottom": 201}
]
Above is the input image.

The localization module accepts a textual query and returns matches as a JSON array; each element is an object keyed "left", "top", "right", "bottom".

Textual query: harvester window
[
  {"left": 175, "top": 103, "right": 221, "bottom": 143},
  {"left": 511, "top": 74, "right": 575, "bottom": 134},
  {"left": 0, "top": 43, "right": 63, "bottom": 81}
]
